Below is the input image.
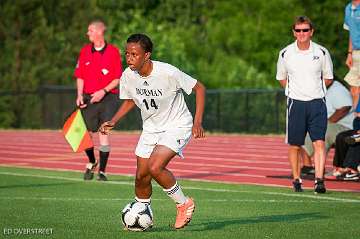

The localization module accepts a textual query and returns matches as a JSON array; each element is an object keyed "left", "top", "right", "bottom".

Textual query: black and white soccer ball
[{"left": 121, "top": 201, "right": 153, "bottom": 231}]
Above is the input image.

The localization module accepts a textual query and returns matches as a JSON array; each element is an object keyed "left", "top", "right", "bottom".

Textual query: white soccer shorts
[{"left": 135, "top": 128, "right": 192, "bottom": 159}]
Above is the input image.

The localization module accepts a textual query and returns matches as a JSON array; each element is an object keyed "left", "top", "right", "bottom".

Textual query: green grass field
[{"left": 1, "top": 166, "right": 359, "bottom": 239}]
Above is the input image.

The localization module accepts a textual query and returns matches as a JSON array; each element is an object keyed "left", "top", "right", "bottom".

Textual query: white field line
[
  {"left": 0, "top": 171, "right": 359, "bottom": 203},
  {"left": 0, "top": 157, "right": 290, "bottom": 174},
  {"left": 0, "top": 196, "right": 355, "bottom": 204},
  {"left": 0, "top": 160, "right": 267, "bottom": 178},
  {"left": 1, "top": 164, "right": 356, "bottom": 193},
  {"left": 0, "top": 149, "right": 335, "bottom": 167}
]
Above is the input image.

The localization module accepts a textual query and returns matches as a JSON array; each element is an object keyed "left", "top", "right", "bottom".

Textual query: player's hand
[
  {"left": 90, "top": 90, "right": 106, "bottom": 103},
  {"left": 76, "top": 95, "right": 87, "bottom": 108},
  {"left": 192, "top": 122, "right": 205, "bottom": 139},
  {"left": 99, "top": 121, "right": 115, "bottom": 135},
  {"left": 346, "top": 53, "right": 353, "bottom": 68}
]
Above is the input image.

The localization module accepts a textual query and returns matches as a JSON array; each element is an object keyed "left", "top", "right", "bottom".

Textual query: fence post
[
  {"left": 245, "top": 92, "right": 249, "bottom": 132},
  {"left": 217, "top": 92, "right": 221, "bottom": 130},
  {"left": 38, "top": 86, "right": 47, "bottom": 128}
]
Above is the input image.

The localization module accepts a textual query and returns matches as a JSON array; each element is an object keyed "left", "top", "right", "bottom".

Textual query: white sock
[
  {"left": 135, "top": 196, "right": 151, "bottom": 204},
  {"left": 164, "top": 182, "right": 187, "bottom": 205}
]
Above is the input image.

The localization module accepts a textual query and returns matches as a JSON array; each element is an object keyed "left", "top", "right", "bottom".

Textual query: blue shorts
[{"left": 286, "top": 98, "right": 327, "bottom": 146}]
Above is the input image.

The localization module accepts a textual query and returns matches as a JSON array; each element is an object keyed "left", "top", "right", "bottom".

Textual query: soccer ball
[{"left": 121, "top": 201, "right": 153, "bottom": 231}]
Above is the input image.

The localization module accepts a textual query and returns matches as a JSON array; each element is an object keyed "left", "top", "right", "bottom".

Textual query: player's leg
[
  {"left": 148, "top": 146, "right": 176, "bottom": 189},
  {"left": 344, "top": 51, "right": 360, "bottom": 108},
  {"left": 135, "top": 156, "right": 152, "bottom": 204},
  {"left": 350, "top": 86, "right": 359, "bottom": 109},
  {"left": 133, "top": 131, "right": 159, "bottom": 204},
  {"left": 81, "top": 94, "right": 99, "bottom": 180},
  {"left": 289, "top": 145, "right": 301, "bottom": 180},
  {"left": 148, "top": 145, "right": 190, "bottom": 205},
  {"left": 287, "top": 98, "right": 306, "bottom": 192},
  {"left": 312, "top": 140, "right": 326, "bottom": 178},
  {"left": 300, "top": 134, "right": 315, "bottom": 176},
  {"left": 333, "top": 130, "right": 354, "bottom": 170},
  {"left": 148, "top": 145, "right": 194, "bottom": 229},
  {"left": 308, "top": 98, "right": 327, "bottom": 193},
  {"left": 97, "top": 132, "right": 110, "bottom": 181},
  {"left": 151, "top": 129, "right": 194, "bottom": 229},
  {"left": 96, "top": 94, "right": 121, "bottom": 181}
]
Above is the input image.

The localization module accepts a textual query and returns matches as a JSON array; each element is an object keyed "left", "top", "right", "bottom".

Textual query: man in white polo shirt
[{"left": 276, "top": 16, "right": 334, "bottom": 193}]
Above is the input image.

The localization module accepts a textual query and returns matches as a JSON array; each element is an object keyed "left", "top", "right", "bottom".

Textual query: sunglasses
[{"left": 294, "top": 28, "right": 311, "bottom": 33}]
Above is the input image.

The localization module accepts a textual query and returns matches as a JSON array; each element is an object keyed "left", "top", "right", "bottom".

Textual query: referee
[
  {"left": 74, "top": 19, "right": 123, "bottom": 181},
  {"left": 276, "top": 16, "right": 334, "bottom": 193}
]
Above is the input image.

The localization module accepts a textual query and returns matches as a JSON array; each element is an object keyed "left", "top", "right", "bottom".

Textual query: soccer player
[
  {"left": 276, "top": 16, "right": 333, "bottom": 193},
  {"left": 74, "top": 19, "right": 123, "bottom": 181},
  {"left": 99, "top": 33, "right": 206, "bottom": 229}
]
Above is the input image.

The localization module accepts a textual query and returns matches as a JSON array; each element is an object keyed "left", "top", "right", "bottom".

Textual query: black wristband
[{"left": 103, "top": 88, "right": 108, "bottom": 94}]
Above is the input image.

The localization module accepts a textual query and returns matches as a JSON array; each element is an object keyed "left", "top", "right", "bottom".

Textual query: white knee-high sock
[
  {"left": 163, "top": 182, "right": 187, "bottom": 205},
  {"left": 135, "top": 197, "right": 151, "bottom": 204}
]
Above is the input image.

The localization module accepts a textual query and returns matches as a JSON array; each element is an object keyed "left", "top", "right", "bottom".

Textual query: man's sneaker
[
  {"left": 174, "top": 197, "right": 195, "bottom": 229},
  {"left": 83, "top": 162, "right": 97, "bottom": 180},
  {"left": 314, "top": 178, "right": 326, "bottom": 194},
  {"left": 344, "top": 134, "right": 360, "bottom": 145},
  {"left": 292, "top": 179, "right": 303, "bottom": 192},
  {"left": 343, "top": 172, "right": 359, "bottom": 181},
  {"left": 301, "top": 166, "right": 315, "bottom": 175},
  {"left": 97, "top": 171, "right": 108, "bottom": 181},
  {"left": 324, "top": 169, "right": 345, "bottom": 180}
]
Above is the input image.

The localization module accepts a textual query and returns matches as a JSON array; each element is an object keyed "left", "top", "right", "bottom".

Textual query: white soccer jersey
[
  {"left": 276, "top": 41, "right": 333, "bottom": 101},
  {"left": 120, "top": 61, "right": 197, "bottom": 133}
]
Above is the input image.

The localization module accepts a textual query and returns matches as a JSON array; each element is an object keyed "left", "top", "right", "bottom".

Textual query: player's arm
[
  {"left": 192, "top": 81, "right": 206, "bottom": 138},
  {"left": 99, "top": 99, "right": 136, "bottom": 134},
  {"left": 74, "top": 48, "right": 86, "bottom": 107},
  {"left": 276, "top": 51, "right": 287, "bottom": 88},
  {"left": 76, "top": 78, "right": 87, "bottom": 108},
  {"left": 90, "top": 78, "right": 120, "bottom": 103},
  {"left": 346, "top": 37, "right": 353, "bottom": 68},
  {"left": 328, "top": 106, "right": 352, "bottom": 123},
  {"left": 278, "top": 79, "right": 287, "bottom": 88},
  {"left": 324, "top": 79, "right": 333, "bottom": 87}
]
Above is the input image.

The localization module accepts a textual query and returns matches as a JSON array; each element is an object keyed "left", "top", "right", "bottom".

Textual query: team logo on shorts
[{"left": 313, "top": 56, "right": 319, "bottom": 60}]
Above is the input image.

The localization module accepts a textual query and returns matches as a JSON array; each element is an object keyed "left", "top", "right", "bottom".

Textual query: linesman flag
[{"left": 62, "top": 109, "right": 93, "bottom": 152}]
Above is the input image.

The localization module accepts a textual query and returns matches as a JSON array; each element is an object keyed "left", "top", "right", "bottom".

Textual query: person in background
[
  {"left": 331, "top": 95, "right": 360, "bottom": 180},
  {"left": 74, "top": 19, "right": 123, "bottom": 181},
  {"left": 344, "top": 0, "right": 360, "bottom": 109},
  {"left": 276, "top": 16, "right": 333, "bottom": 193},
  {"left": 300, "top": 79, "right": 354, "bottom": 177}
]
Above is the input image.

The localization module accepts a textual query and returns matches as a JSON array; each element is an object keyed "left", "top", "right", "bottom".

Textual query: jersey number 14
[{"left": 143, "top": 99, "right": 158, "bottom": 110}]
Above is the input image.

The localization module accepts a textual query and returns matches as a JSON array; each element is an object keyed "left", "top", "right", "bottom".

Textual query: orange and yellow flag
[{"left": 62, "top": 109, "right": 93, "bottom": 152}]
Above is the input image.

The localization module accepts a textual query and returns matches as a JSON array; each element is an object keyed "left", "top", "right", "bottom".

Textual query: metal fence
[{"left": 0, "top": 86, "right": 287, "bottom": 134}]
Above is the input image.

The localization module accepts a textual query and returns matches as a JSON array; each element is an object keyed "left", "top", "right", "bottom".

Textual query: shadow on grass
[
  {"left": 188, "top": 212, "right": 328, "bottom": 231},
  {"left": 145, "top": 212, "right": 328, "bottom": 232},
  {"left": 0, "top": 182, "right": 76, "bottom": 189}
]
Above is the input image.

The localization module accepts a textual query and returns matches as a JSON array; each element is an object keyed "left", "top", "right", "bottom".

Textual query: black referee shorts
[
  {"left": 286, "top": 98, "right": 327, "bottom": 146},
  {"left": 81, "top": 93, "right": 120, "bottom": 132}
]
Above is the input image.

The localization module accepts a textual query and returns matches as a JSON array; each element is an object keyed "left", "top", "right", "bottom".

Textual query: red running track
[{"left": 0, "top": 130, "right": 359, "bottom": 192}]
